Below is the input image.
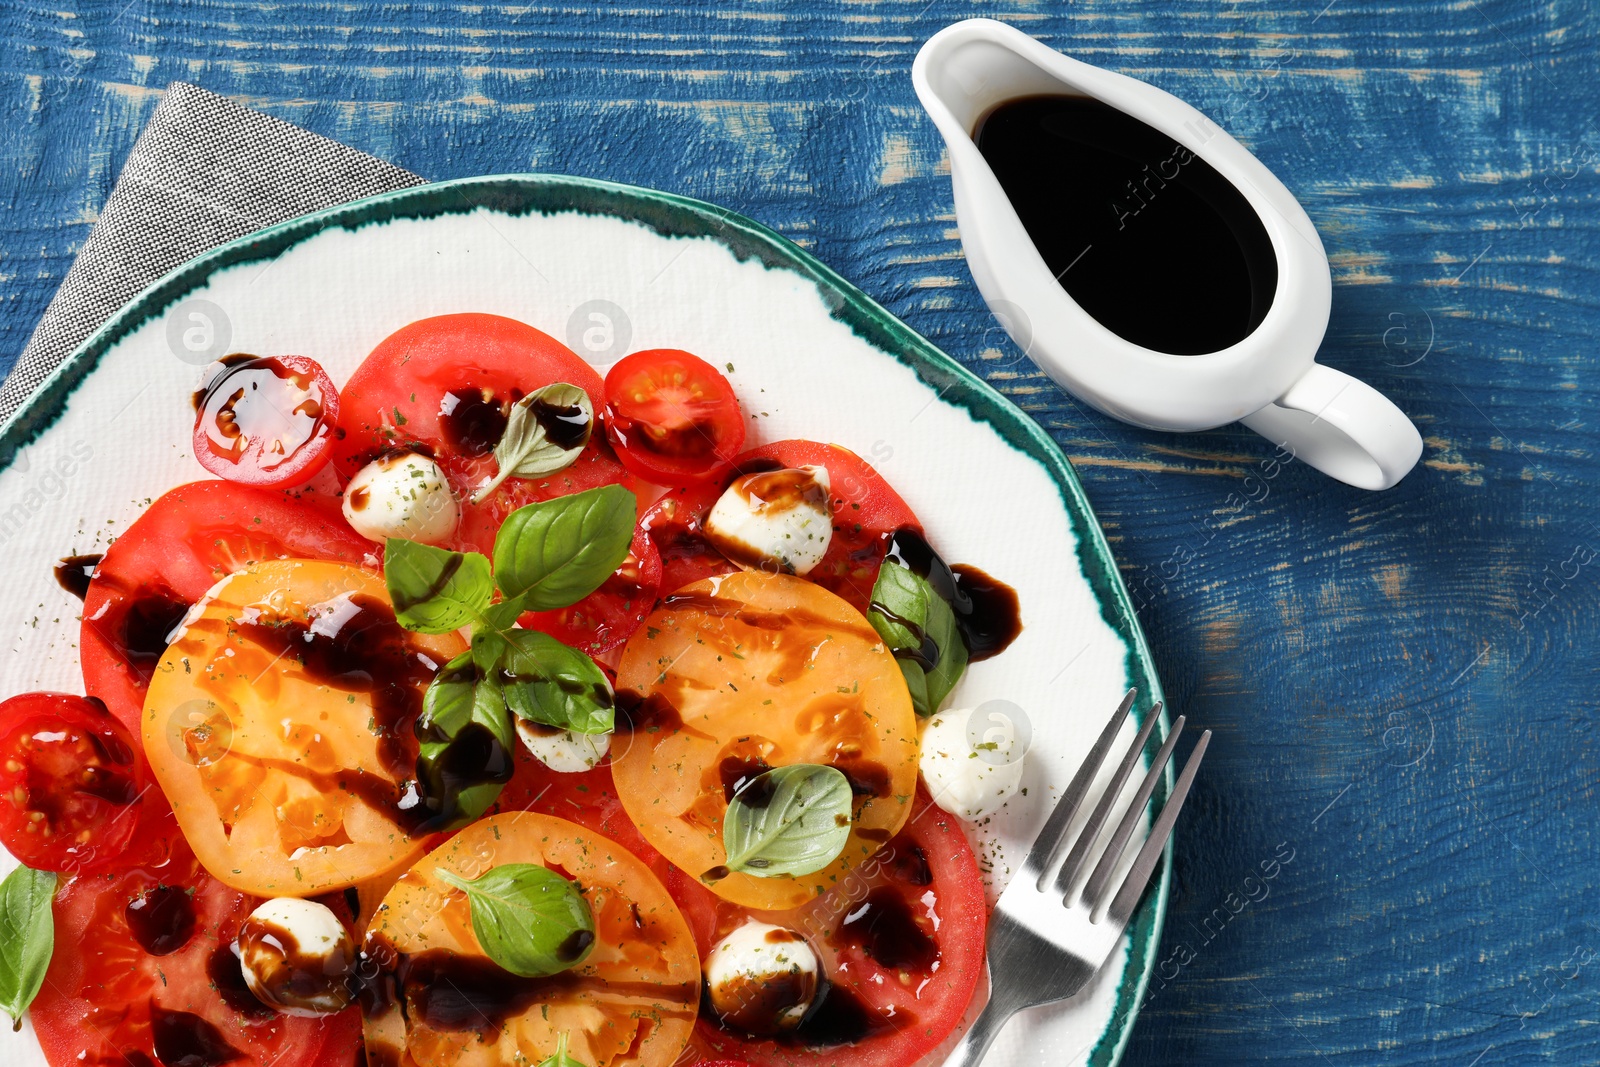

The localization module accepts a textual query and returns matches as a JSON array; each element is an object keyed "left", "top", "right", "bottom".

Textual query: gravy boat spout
[{"left": 912, "top": 18, "right": 1422, "bottom": 491}]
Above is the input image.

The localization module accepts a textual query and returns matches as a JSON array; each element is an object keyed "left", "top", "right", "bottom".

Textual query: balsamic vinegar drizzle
[
  {"left": 438, "top": 383, "right": 592, "bottom": 458},
  {"left": 880, "top": 527, "right": 1022, "bottom": 663},
  {"left": 791, "top": 984, "right": 902, "bottom": 1047},
  {"left": 125, "top": 885, "right": 196, "bottom": 957},
  {"left": 718, "top": 755, "right": 774, "bottom": 803},
  {"left": 975, "top": 94, "right": 1278, "bottom": 355},
  {"left": 438, "top": 388, "right": 509, "bottom": 457},
  {"left": 359, "top": 942, "right": 697, "bottom": 1040},
  {"left": 830, "top": 886, "right": 939, "bottom": 971},
  {"left": 53, "top": 553, "right": 102, "bottom": 600},
  {"left": 704, "top": 979, "right": 901, "bottom": 1048},
  {"left": 529, "top": 395, "right": 592, "bottom": 451},
  {"left": 237, "top": 594, "right": 431, "bottom": 782},
  {"left": 65, "top": 557, "right": 190, "bottom": 687},
  {"left": 206, "top": 943, "right": 277, "bottom": 1020},
  {"left": 150, "top": 1005, "right": 245, "bottom": 1067}
]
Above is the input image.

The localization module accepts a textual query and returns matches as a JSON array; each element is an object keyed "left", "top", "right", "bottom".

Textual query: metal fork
[{"left": 945, "top": 689, "right": 1210, "bottom": 1067}]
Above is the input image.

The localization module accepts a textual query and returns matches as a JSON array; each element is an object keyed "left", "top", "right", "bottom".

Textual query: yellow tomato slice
[
  {"left": 141, "top": 559, "right": 464, "bottom": 896},
  {"left": 362, "top": 811, "right": 700, "bottom": 1067},
  {"left": 612, "top": 571, "right": 918, "bottom": 910}
]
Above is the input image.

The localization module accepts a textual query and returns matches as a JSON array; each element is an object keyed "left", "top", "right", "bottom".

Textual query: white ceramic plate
[{"left": 0, "top": 175, "right": 1168, "bottom": 1067}]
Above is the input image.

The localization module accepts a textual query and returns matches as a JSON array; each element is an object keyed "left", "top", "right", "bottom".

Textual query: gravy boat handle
[{"left": 1239, "top": 362, "right": 1423, "bottom": 490}]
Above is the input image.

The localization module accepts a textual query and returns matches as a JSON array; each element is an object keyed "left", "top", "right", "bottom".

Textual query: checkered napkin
[{"left": 0, "top": 82, "right": 425, "bottom": 424}]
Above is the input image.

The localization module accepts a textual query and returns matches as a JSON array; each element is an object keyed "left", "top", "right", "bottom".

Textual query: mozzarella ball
[
  {"left": 237, "top": 897, "right": 355, "bottom": 1017},
  {"left": 919, "top": 706, "right": 1029, "bottom": 821},
  {"left": 704, "top": 465, "right": 833, "bottom": 576},
  {"left": 342, "top": 452, "right": 459, "bottom": 545},
  {"left": 704, "top": 920, "right": 819, "bottom": 1035},
  {"left": 516, "top": 720, "right": 612, "bottom": 773}
]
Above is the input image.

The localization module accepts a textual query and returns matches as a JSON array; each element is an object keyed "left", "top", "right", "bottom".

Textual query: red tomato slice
[
  {"left": 0, "top": 693, "right": 172, "bottom": 875},
  {"left": 520, "top": 525, "right": 663, "bottom": 656},
  {"left": 79, "top": 480, "right": 373, "bottom": 735},
  {"left": 681, "top": 790, "right": 985, "bottom": 1067},
  {"left": 603, "top": 350, "right": 745, "bottom": 487},
  {"left": 331, "top": 313, "right": 630, "bottom": 554},
  {"left": 500, "top": 754, "right": 985, "bottom": 1067},
  {"left": 638, "top": 441, "right": 921, "bottom": 613},
  {"left": 32, "top": 837, "right": 362, "bottom": 1067},
  {"left": 192, "top": 354, "right": 340, "bottom": 489}
]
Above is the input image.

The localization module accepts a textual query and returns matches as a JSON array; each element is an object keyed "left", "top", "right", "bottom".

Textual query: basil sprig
[
  {"left": 0, "top": 865, "right": 56, "bottom": 1028},
  {"left": 868, "top": 561, "right": 969, "bottom": 717},
  {"left": 436, "top": 863, "right": 597, "bottom": 978},
  {"left": 494, "top": 484, "right": 636, "bottom": 609},
  {"left": 470, "top": 383, "right": 595, "bottom": 505},
  {"left": 383, "top": 485, "right": 636, "bottom": 827},
  {"left": 386, "top": 539, "right": 494, "bottom": 634},
  {"left": 721, "top": 764, "right": 853, "bottom": 878}
]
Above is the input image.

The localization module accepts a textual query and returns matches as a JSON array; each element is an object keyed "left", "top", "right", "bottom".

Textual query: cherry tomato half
[
  {"left": 192, "top": 354, "right": 340, "bottom": 489},
  {"left": 0, "top": 692, "right": 171, "bottom": 875},
  {"left": 604, "top": 349, "right": 745, "bottom": 487}
]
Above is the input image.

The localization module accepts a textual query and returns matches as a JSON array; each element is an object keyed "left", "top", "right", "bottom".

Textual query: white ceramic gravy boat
[{"left": 912, "top": 18, "right": 1422, "bottom": 490}]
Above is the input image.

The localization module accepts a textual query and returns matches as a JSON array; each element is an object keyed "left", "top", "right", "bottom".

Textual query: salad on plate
[{"left": 0, "top": 312, "right": 1030, "bottom": 1067}]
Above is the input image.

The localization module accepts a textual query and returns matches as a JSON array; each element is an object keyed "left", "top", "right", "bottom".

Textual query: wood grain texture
[{"left": 2, "top": 1, "right": 1598, "bottom": 1063}]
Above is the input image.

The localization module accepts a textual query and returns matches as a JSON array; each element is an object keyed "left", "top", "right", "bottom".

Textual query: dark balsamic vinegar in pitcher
[{"left": 974, "top": 95, "right": 1278, "bottom": 356}]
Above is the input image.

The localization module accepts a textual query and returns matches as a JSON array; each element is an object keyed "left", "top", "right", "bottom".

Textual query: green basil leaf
[
  {"left": 471, "top": 627, "right": 511, "bottom": 675},
  {"left": 469, "top": 383, "right": 595, "bottom": 505},
  {"left": 385, "top": 538, "right": 493, "bottom": 634},
  {"left": 896, "top": 658, "right": 932, "bottom": 718},
  {"left": 0, "top": 865, "right": 56, "bottom": 1026},
  {"left": 538, "top": 1033, "right": 588, "bottom": 1067},
  {"left": 420, "top": 653, "right": 515, "bottom": 744},
  {"left": 492, "top": 485, "right": 636, "bottom": 610},
  {"left": 436, "top": 863, "right": 596, "bottom": 978},
  {"left": 499, "top": 629, "right": 614, "bottom": 735},
  {"left": 868, "top": 562, "right": 968, "bottom": 717},
  {"left": 413, "top": 653, "right": 516, "bottom": 833},
  {"left": 722, "top": 764, "right": 853, "bottom": 878}
]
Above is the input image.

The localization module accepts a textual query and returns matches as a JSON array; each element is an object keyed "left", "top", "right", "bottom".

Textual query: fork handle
[{"left": 942, "top": 991, "right": 1022, "bottom": 1067}]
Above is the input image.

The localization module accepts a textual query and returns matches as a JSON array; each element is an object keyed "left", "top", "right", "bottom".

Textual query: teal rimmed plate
[{"left": 0, "top": 175, "right": 1168, "bottom": 1067}]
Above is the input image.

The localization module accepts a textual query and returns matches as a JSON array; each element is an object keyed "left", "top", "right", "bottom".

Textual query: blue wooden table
[{"left": 3, "top": 2, "right": 1596, "bottom": 1063}]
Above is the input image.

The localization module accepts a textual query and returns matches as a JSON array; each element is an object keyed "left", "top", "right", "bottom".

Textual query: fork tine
[
  {"left": 1020, "top": 689, "right": 1136, "bottom": 889},
  {"left": 1104, "top": 729, "right": 1211, "bottom": 926},
  {"left": 1050, "top": 703, "right": 1166, "bottom": 899},
  {"left": 1079, "top": 713, "right": 1185, "bottom": 908}
]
